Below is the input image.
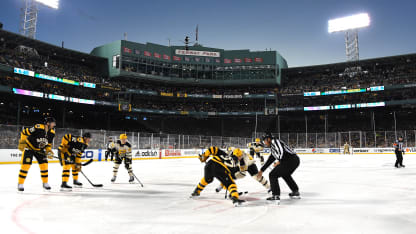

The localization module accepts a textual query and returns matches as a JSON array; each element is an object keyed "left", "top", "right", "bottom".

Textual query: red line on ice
[{"left": 12, "top": 195, "right": 47, "bottom": 234}]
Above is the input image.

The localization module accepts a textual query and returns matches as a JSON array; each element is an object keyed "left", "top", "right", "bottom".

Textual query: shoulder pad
[
  {"left": 125, "top": 141, "right": 132, "bottom": 147},
  {"left": 49, "top": 128, "right": 55, "bottom": 134}
]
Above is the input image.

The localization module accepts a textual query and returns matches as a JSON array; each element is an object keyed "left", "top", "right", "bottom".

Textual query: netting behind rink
[
  {"left": 254, "top": 130, "right": 416, "bottom": 148},
  {"left": 2, "top": 124, "right": 415, "bottom": 149},
  {"left": 0, "top": 124, "right": 252, "bottom": 149}
]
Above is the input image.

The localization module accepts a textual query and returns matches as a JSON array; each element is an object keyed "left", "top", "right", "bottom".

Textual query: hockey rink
[{"left": 1, "top": 154, "right": 416, "bottom": 234}]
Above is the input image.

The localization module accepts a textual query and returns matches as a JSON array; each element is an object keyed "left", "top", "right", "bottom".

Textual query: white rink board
[
  {"left": 0, "top": 149, "right": 206, "bottom": 164},
  {"left": 1, "top": 148, "right": 415, "bottom": 164},
  {"left": 0, "top": 154, "right": 415, "bottom": 234}
]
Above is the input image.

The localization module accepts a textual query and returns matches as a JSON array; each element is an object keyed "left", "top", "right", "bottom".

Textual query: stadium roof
[{"left": 285, "top": 53, "right": 416, "bottom": 74}]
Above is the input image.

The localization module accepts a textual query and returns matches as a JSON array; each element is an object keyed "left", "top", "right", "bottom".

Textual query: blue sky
[{"left": 1, "top": 0, "right": 415, "bottom": 67}]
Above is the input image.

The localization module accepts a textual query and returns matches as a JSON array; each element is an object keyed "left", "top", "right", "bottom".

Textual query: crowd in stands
[
  {"left": 0, "top": 47, "right": 104, "bottom": 84},
  {"left": 280, "top": 58, "right": 416, "bottom": 94}
]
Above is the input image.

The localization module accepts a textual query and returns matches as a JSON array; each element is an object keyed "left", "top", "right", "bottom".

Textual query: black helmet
[
  {"left": 83, "top": 132, "right": 92, "bottom": 138},
  {"left": 44, "top": 117, "right": 56, "bottom": 124},
  {"left": 262, "top": 132, "right": 274, "bottom": 140}
]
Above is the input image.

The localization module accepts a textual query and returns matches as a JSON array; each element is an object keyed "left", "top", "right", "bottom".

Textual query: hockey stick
[
  {"left": 80, "top": 170, "right": 103, "bottom": 187},
  {"left": 52, "top": 156, "right": 93, "bottom": 166},
  {"left": 132, "top": 172, "right": 144, "bottom": 187}
]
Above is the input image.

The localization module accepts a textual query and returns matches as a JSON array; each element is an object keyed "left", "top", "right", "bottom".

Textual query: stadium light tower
[
  {"left": 328, "top": 13, "right": 370, "bottom": 62},
  {"left": 19, "top": 0, "right": 59, "bottom": 39}
]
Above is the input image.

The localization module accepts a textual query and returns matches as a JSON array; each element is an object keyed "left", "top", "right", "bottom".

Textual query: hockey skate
[
  {"left": 190, "top": 188, "right": 200, "bottom": 198},
  {"left": 73, "top": 180, "right": 83, "bottom": 187},
  {"left": 111, "top": 176, "right": 117, "bottom": 182},
  {"left": 60, "top": 182, "right": 72, "bottom": 191},
  {"left": 231, "top": 197, "right": 246, "bottom": 207},
  {"left": 129, "top": 176, "right": 134, "bottom": 183},
  {"left": 266, "top": 195, "right": 280, "bottom": 205},
  {"left": 17, "top": 184, "right": 24, "bottom": 192},
  {"left": 289, "top": 190, "right": 301, "bottom": 199},
  {"left": 43, "top": 183, "right": 51, "bottom": 191}
]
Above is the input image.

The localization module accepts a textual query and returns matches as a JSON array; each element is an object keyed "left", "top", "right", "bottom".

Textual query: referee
[
  {"left": 394, "top": 136, "right": 405, "bottom": 168},
  {"left": 257, "top": 133, "right": 300, "bottom": 203}
]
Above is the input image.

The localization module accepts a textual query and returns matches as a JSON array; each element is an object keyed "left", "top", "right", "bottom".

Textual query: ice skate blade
[
  {"left": 234, "top": 202, "right": 246, "bottom": 207},
  {"left": 267, "top": 200, "right": 280, "bottom": 205},
  {"left": 60, "top": 188, "right": 72, "bottom": 192},
  {"left": 73, "top": 185, "right": 82, "bottom": 188},
  {"left": 290, "top": 196, "right": 301, "bottom": 199}
]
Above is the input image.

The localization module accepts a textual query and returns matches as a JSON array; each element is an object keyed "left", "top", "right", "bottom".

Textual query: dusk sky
[{"left": 1, "top": 0, "right": 415, "bottom": 67}]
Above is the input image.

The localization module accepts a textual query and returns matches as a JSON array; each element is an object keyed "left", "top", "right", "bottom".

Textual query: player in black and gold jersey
[
  {"left": 58, "top": 132, "right": 92, "bottom": 190},
  {"left": 111, "top": 134, "right": 134, "bottom": 183},
  {"left": 191, "top": 146, "right": 246, "bottom": 206},
  {"left": 17, "top": 117, "right": 56, "bottom": 192}
]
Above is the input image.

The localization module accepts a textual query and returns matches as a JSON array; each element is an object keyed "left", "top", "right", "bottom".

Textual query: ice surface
[{"left": 1, "top": 154, "right": 416, "bottom": 234}]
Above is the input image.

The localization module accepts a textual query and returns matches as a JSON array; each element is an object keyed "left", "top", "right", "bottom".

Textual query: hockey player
[
  {"left": 58, "top": 132, "right": 92, "bottom": 190},
  {"left": 105, "top": 137, "right": 116, "bottom": 161},
  {"left": 191, "top": 146, "right": 245, "bottom": 206},
  {"left": 216, "top": 148, "right": 270, "bottom": 193},
  {"left": 247, "top": 138, "right": 265, "bottom": 165},
  {"left": 394, "top": 136, "right": 405, "bottom": 168},
  {"left": 257, "top": 133, "right": 300, "bottom": 204},
  {"left": 17, "top": 117, "right": 56, "bottom": 192},
  {"left": 111, "top": 134, "right": 134, "bottom": 183}
]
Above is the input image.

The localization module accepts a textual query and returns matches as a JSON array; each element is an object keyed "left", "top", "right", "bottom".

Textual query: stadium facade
[{"left": 91, "top": 40, "right": 287, "bottom": 86}]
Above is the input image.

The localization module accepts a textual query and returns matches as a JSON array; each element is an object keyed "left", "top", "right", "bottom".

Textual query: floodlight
[
  {"left": 35, "top": 0, "right": 59, "bottom": 9},
  {"left": 328, "top": 13, "right": 370, "bottom": 62},
  {"left": 328, "top": 13, "right": 370, "bottom": 33}
]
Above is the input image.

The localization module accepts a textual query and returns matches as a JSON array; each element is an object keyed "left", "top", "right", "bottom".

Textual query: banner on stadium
[{"left": 175, "top": 49, "right": 220, "bottom": 57}]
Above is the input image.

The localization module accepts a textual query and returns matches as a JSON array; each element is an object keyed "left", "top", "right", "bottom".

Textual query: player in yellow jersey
[
  {"left": 17, "top": 117, "right": 56, "bottom": 192},
  {"left": 58, "top": 132, "right": 92, "bottom": 191},
  {"left": 191, "top": 146, "right": 246, "bottom": 206}
]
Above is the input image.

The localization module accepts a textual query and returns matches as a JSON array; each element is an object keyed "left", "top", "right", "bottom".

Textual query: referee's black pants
[
  {"left": 395, "top": 150, "right": 403, "bottom": 167},
  {"left": 269, "top": 155, "right": 300, "bottom": 196}
]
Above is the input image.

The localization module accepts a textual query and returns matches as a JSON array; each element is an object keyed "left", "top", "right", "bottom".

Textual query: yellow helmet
[
  {"left": 255, "top": 138, "right": 261, "bottom": 143},
  {"left": 120, "top": 134, "right": 128, "bottom": 140},
  {"left": 233, "top": 148, "right": 243, "bottom": 158}
]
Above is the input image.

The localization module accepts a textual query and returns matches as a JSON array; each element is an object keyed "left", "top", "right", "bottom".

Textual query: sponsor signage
[
  {"left": 164, "top": 149, "right": 182, "bottom": 157},
  {"left": 134, "top": 150, "right": 159, "bottom": 158},
  {"left": 175, "top": 49, "right": 220, "bottom": 57},
  {"left": 14, "top": 67, "right": 35, "bottom": 77}
]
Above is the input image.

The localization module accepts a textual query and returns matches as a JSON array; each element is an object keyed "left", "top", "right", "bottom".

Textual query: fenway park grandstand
[{"left": 0, "top": 28, "right": 415, "bottom": 150}]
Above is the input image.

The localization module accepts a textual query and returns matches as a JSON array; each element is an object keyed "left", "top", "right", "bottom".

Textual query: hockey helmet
[
  {"left": 233, "top": 148, "right": 243, "bottom": 158},
  {"left": 120, "top": 133, "right": 128, "bottom": 140},
  {"left": 262, "top": 132, "right": 273, "bottom": 140}
]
